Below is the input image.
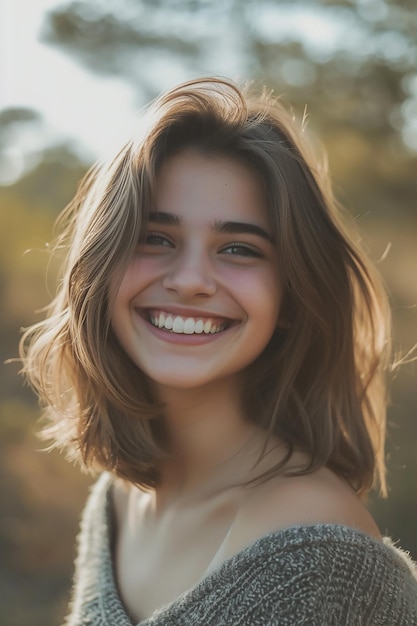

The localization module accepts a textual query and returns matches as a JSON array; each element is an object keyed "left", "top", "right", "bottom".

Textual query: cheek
[
  {"left": 227, "top": 267, "right": 281, "bottom": 323},
  {"left": 113, "top": 256, "right": 159, "bottom": 301}
]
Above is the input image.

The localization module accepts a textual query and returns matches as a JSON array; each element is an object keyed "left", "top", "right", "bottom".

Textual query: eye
[
  {"left": 142, "top": 233, "right": 174, "bottom": 247},
  {"left": 220, "top": 242, "right": 263, "bottom": 258}
]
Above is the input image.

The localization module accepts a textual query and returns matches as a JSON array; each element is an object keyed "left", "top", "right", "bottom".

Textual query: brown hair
[{"left": 20, "top": 77, "right": 391, "bottom": 496}]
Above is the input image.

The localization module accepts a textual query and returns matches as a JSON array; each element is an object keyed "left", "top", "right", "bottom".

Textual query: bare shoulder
[{"left": 230, "top": 465, "right": 380, "bottom": 554}]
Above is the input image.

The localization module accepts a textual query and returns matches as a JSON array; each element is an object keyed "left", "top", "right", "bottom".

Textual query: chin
[
  {"left": 141, "top": 364, "right": 239, "bottom": 394},
  {"left": 148, "top": 374, "right": 218, "bottom": 391}
]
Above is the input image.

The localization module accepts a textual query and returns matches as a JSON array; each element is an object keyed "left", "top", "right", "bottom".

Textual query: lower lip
[{"left": 138, "top": 314, "right": 235, "bottom": 346}]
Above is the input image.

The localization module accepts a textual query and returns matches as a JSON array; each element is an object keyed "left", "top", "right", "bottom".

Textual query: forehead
[{"left": 155, "top": 148, "right": 268, "bottom": 226}]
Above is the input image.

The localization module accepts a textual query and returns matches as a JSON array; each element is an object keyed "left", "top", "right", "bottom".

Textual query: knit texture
[{"left": 64, "top": 473, "right": 417, "bottom": 625}]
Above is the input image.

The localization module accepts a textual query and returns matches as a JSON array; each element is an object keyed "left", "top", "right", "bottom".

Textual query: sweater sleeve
[{"left": 204, "top": 527, "right": 417, "bottom": 626}]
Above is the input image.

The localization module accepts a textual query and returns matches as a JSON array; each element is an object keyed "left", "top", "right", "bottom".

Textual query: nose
[{"left": 162, "top": 244, "right": 217, "bottom": 298}]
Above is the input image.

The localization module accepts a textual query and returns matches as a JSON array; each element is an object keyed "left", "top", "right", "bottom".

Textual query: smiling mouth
[{"left": 143, "top": 310, "right": 235, "bottom": 335}]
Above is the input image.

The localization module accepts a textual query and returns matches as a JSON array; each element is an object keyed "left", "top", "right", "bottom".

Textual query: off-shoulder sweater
[{"left": 64, "top": 473, "right": 417, "bottom": 625}]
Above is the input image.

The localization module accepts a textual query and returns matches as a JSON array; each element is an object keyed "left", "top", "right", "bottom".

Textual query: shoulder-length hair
[{"left": 20, "top": 77, "right": 391, "bottom": 497}]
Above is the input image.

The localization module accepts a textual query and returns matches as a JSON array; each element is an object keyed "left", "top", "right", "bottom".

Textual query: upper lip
[{"left": 135, "top": 305, "right": 238, "bottom": 321}]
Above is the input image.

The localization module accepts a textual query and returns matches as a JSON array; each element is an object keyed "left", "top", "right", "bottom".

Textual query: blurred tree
[
  {"left": 40, "top": 0, "right": 417, "bottom": 218},
  {"left": 0, "top": 108, "right": 43, "bottom": 185},
  {"left": 41, "top": 3, "right": 416, "bottom": 132},
  {"left": 0, "top": 147, "right": 91, "bottom": 626},
  {"left": 0, "top": 106, "right": 87, "bottom": 187},
  {"left": 0, "top": 142, "right": 88, "bottom": 389},
  {"left": 0, "top": 108, "right": 41, "bottom": 143}
]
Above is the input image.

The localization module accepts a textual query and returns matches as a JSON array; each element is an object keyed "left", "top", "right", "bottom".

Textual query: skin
[
  {"left": 111, "top": 149, "right": 380, "bottom": 622},
  {"left": 111, "top": 149, "right": 282, "bottom": 396}
]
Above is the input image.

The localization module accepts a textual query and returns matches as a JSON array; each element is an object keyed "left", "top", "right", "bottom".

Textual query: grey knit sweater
[{"left": 64, "top": 473, "right": 417, "bottom": 625}]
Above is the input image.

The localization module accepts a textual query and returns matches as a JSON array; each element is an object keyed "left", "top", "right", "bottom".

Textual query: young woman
[{"left": 21, "top": 78, "right": 417, "bottom": 624}]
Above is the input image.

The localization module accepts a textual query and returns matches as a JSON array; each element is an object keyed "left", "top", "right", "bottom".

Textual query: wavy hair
[{"left": 20, "top": 77, "right": 391, "bottom": 496}]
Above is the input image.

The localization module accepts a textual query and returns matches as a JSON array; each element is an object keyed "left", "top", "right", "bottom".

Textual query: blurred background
[{"left": 1, "top": 0, "right": 416, "bottom": 624}]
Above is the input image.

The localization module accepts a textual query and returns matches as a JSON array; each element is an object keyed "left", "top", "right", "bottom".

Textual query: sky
[
  {"left": 1, "top": 0, "right": 250, "bottom": 183},
  {"left": 1, "top": 0, "right": 141, "bottom": 174}
]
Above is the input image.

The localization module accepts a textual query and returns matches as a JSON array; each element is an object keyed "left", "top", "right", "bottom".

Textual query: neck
[{"left": 152, "top": 377, "right": 270, "bottom": 497}]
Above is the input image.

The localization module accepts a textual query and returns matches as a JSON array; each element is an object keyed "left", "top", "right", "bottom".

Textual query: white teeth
[
  {"left": 194, "top": 320, "right": 204, "bottom": 334},
  {"left": 172, "top": 316, "right": 184, "bottom": 333},
  {"left": 148, "top": 311, "right": 228, "bottom": 335},
  {"left": 164, "top": 315, "right": 173, "bottom": 330},
  {"left": 183, "top": 318, "right": 195, "bottom": 334}
]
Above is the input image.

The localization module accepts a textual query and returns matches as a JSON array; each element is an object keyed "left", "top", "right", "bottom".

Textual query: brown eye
[
  {"left": 144, "top": 233, "right": 174, "bottom": 247},
  {"left": 221, "top": 243, "right": 263, "bottom": 258}
]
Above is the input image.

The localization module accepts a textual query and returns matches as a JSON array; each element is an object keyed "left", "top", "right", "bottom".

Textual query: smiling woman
[
  {"left": 111, "top": 149, "right": 281, "bottom": 390},
  {"left": 19, "top": 77, "right": 417, "bottom": 625}
]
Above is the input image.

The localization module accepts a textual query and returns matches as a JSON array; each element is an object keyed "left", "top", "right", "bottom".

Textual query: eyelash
[
  {"left": 144, "top": 233, "right": 173, "bottom": 247},
  {"left": 220, "top": 242, "right": 263, "bottom": 258},
  {"left": 142, "top": 233, "right": 263, "bottom": 258}
]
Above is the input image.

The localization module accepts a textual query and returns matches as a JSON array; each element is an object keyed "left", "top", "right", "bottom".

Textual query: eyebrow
[{"left": 148, "top": 211, "right": 273, "bottom": 243}]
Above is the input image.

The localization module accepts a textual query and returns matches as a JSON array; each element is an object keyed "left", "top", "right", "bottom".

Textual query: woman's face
[{"left": 111, "top": 148, "right": 282, "bottom": 392}]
